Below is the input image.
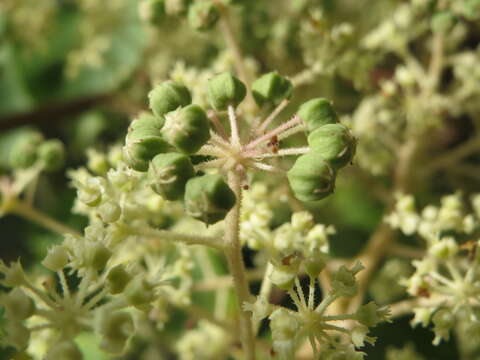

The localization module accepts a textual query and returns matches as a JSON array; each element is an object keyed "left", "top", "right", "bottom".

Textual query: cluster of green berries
[
  {"left": 5, "top": 129, "right": 65, "bottom": 172},
  {"left": 123, "top": 79, "right": 235, "bottom": 225},
  {"left": 287, "top": 99, "right": 356, "bottom": 202},
  {"left": 140, "top": 0, "right": 221, "bottom": 31}
]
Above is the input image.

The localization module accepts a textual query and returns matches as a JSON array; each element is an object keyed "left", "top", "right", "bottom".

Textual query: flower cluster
[
  {"left": 243, "top": 210, "right": 390, "bottom": 359},
  {"left": 120, "top": 71, "right": 356, "bottom": 224},
  {"left": 387, "top": 193, "right": 480, "bottom": 345}
]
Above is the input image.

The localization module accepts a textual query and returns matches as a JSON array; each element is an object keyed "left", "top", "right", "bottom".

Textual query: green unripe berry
[
  {"left": 163, "top": 105, "right": 210, "bottom": 154},
  {"left": 42, "top": 245, "right": 69, "bottom": 271},
  {"left": 1, "top": 288, "right": 35, "bottom": 321},
  {"left": 184, "top": 174, "right": 236, "bottom": 224},
  {"left": 125, "top": 277, "right": 155, "bottom": 307},
  {"left": 148, "top": 81, "right": 191, "bottom": 117},
  {"left": 37, "top": 139, "right": 65, "bottom": 171},
  {"left": 98, "top": 201, "right": 121, "bottom": 223},
  {"left": 287, "top": 153, "right": 336, "bottom": 202},
  {"left": 106, "top": 265, "right": 131, "bottom": 294},
  {"left": 208, "top": 72, "right": 247, "bottom": 110},
  {"left": 149, "top": 153, "right": 195, "bottom": 200},
  {"left": 297, "top": 98, "right": 338, "bottom": 132},
  {"left": 307, "top": 123, "right": 356, "bottom": 169},
  {"left": 139, "top": 0, "right": 166, "bottom": 25},
  {"left": 45, "top": 342, "right": 83, "bottom": 360},
  {"left": 130, "top": 112, "right": 165, "bottom": 132},
  {"left": 251, "top": 72, "right": 293, "bottom": 107},
  {"left": 9, "top": 131, "right": 43, "bottom": 169},
  {"left": 124, "top": 126, "right": 170, "bottom": 172},
  {"left": 86, "top": 242, "right": 112, "bottom": 270},
  {"left": 188, "top": 1, "right": 220, "bottom": 31}
]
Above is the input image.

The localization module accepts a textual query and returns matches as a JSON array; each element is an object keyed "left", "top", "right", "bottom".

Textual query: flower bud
[
  {"left": 432, "top": 309, "right": 454, "bottom": 344},
  {"left": 87, "top": 149, "right": 109, "bottom": 175},
  {"left": 130, "top": 112, "right": 165, "bottom": 131},
  {"left": 287, "top": 153, "right": 336, "bottom": 202},
  {"left": 9, "top": 131, "right": 43, "bottom": 169},
  {"left": 125, "top": 277, "right": 155, "bottom": 307},
  {"left": 269, "top": 308, "right": 300, "bottom": 359},
  {"left": 98, "top": 201, "right": 121, "bottom": 223},
  {"left": 184, "top": 174, "right": 236, "bottom": 224},
  {"left": 332, "top": 263, "right": 363, "bottom": 297},
  {"left": 163, "top": 105, "right": 210, "bottom": 154},
  {"left": 1, "top": 288, "right": 34, "bottom": 321},
  {"left": 86, "top": 242, "right": 112, "bottom": 270},
  {"left": 148, "top": 153, "right": 195, "bottom": 200},
  {"left": 78, "top": 178, "right": 104, "bottom": 207},
  {"left": 124, "top": 126, "right": 170, "bottom": 172},
  {"left": 42, "top": 245, "right": 69, "bottom": 271},
  {"left": 97, "top": 310, "right": 134, "bottom": 354},
  {"left": 270, "top": 266, "right": 296, "bottom": 290},
  {"left": 297, "top": 98, "right": 338, "bottom": 132},
  {"left": 304, "top": 252, "right": 327, "bottom": 278},
  {"left": 106, "top": 265, "right": 131, "bottom": 294},
  {"left": 37, "top": 139, "right": 65, "bottom": 171},
  {"left": 45, "top": 341, "right": 83, "bottom": 360},
  {"left": 188, "top": 1, "right": 220, "bottom": 31},
  {"left": 148, "top": 81, "right": 191, "bottom": 117},
  {"left": 251, "top": 72, "right": 293, "bottom": 107},
  {"left": 208, "top": 72, "right": 246, "bottom": 110},
  {"left": 307, "top": 123, "right": 356, "bottom": 169},
  {"left": 0, "top": 260, "right": 27, "bottom": 287},
  {"left": 355, "top": 301, "right": 390, "bottom": 327}
]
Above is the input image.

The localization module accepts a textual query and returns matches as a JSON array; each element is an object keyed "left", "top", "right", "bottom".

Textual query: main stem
[{"left": 224, "top": 170, "right": 256, "bottom": 360}]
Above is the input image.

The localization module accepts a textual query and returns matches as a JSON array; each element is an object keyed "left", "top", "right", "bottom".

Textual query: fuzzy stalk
[{"left": 224, "top": 170, "right": 256, "bottom": 360}]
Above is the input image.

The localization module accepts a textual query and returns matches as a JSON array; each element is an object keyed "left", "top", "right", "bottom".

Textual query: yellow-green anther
[
  {"left": 207, "top": 72, "right": 246, "bottom": 110},
  {"left": 287, "top": 153, "right": 336, "bottom": 202}
]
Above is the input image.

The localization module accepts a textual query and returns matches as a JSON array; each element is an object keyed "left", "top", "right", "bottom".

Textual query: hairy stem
[{"left": 224, "top": 170, "right": 256, "bottom": 360}]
